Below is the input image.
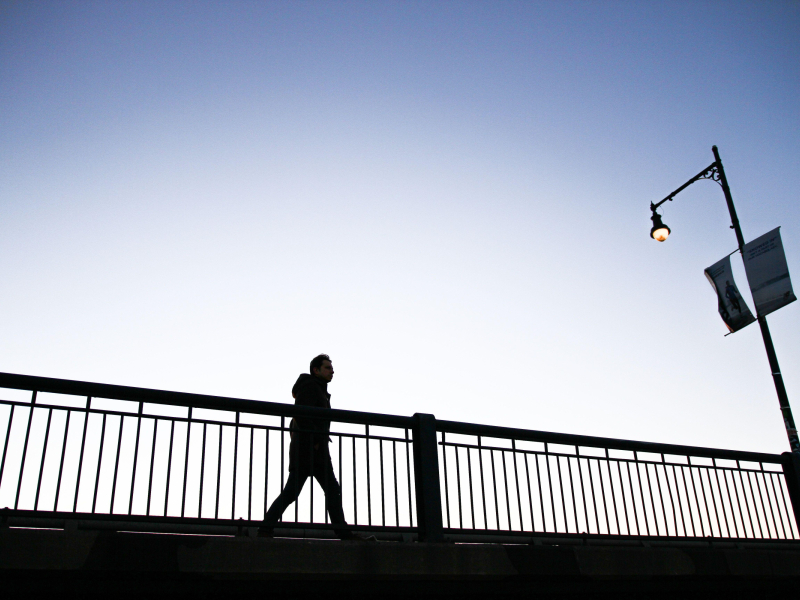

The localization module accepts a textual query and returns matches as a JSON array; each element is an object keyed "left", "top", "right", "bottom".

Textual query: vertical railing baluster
[
  {"left": 773, "top": 472, "right": 794, "bottom": 538},
  {"left": 710, "top": 461, "right": 730, "bottom": 537},
  {"left": 780, "top": 472, "right": 798, "bottom": 538},
  {"left": 578, "top": 456, "right": 590, "bottom": 534},
  {"left": 691, "top": 465, "right": 707, "bottom": 538},
  {"left": 380, "top": 438, "right": 385, "bottom": 526},
  {"left": 0, "top": 405, "right": 17, "bottom": 491},
  {"left": 72, "top": 400, "right": 91, "bottom": 512},
  {"left": 554, "top": 455, "right": 566, "bottom": 533},
  {"left": 405, "top": 429, "right": 413, "bottom": 527},
  {"left": 33, "top": 408, "right": 53, "bottom": 510},
  {"left": 322, "top": 432, "right": 330, "bottom": 525},
  {"left": 324, "top": 431, "right": 330, "bottom": 525},
  {"left": 441, "top": 431, "right": 449, "bottom": 528},
  {"left": 663, "top": 463, "right": 677, "bottom": 536},
  {"left": 731, "top": 467, "right": 751, "bottom": 538},
  {"left": 454, "top": 444, "right": 462, "bottom": 529},
  {"left": 478, "top": 437, "right": 488, "bottom": 529},
  {"left": 586, "top": 457, "right": 603, "bottom": 535},
  {"left": 523, "top": 453, "right": 535, "bottom": 532},
  {"left": 678, "top": 465, "right": 695, "bottom": 537},
  {"left": 198, "top": 423, "right": 207, "bottom": 518},
  {"left": 248, "top": 427, "right": 253, "bottom": 522},
  {"left": 754, "top": 469, "right": 775, "bottom": 538},
  {"left": 643, "top": 462, "right": 659, "bottom": 536},
  {"left": 764, "top": 473, "right": 786, "bottom": 538},
  {"left": 181, "top": 409, "right": 192, "bottom": 518},
  {"left": 617, "top": 460, "right": 630, "bottom": 535},
  {"left": 511, "top": 441, "right": 523, "bottom": 532},
  {"left": 753, "top": 471, "right": 770, "bottom": 538},
  {"left": 127, "top": 402, "right": 143, "bottom": 515},
  {"left": 565, "top": 456, "right": 578, "bottom": 534},
  {"left": 544, "top": 446, "right": 556, "bottom": 532},
  {"left": 604, "top": 456, "right": 620, "bottom": 535},
  {"left": 293, "top": 423, "right": 302, "bottom": 522},
  {"left": 14, "top": 393, "right": 36, "bottom": 510},
  {"left": 146, "top": 419, "right": 158, "bottom": 516},
  {"left": 502, "top": 451, "right": 512, "bottom": 530},
  {"left": 634, "top": 457, "right": 648, "bottom": 535},
  {"left": 704, "top": 467, "right": 722, "bottom": 537},
  {"left": 626, "top": 461, "right": 641, "bottom": 535},
  {"left": 352, "top": 435, "right": 358, "bottom": 525},
  {"left": 490, "top": 449, "right": 500, "bottom": 530},
  {"left": 232, "top": 414, "right": 239, "bottom": 520},
  {"left": 91, "top": 413, "right": 107, "bottom": 513},
  {"left": 595, "top": 459, "right": 610, "bottom": 535},
  {"left": 263, "top": 428, "right": 270, "bottom": 519},
  {"left": 164, "top": 419, "right": 175, "bottom": 516},
  {"left": 731, "top": 468, "right": 756, "bottom": 539},
  {"left": 535, "top": 453, "right": 546, "bottom": 532},
  {"left": 214, "top": 425, "right": 223, "bottom": 520},
  {"left": 467, "top": 445, "right": 476, "bottom": 530},
  {"left": 392, "top": 439, "right": 399, "bottom": 527},
  {"left": 365, "top": 425, "right": 371, "bottom": 526},
  {"left": 336, "top": 434, "right": 342, "bottom": 525},
  {"left": 696, "top": 468, "right": 713, "bottom": 537},
  {"left": 54, "top": 410, "right": 72, "bottom": 512},
  {"left": 309, "top": 427, "right": 314, "bottom": 523},
  {"left": 766, "top": 473, "right": 786, "bottom": 539},
  {"left": 280, "top": 417, "right": 285, "bottom": 494},
  {"left": 109, "top": 414, "right": 125, "bottom": 514},
  {"left": 744, "top": 470, "right": 763, "bottom": 538},
  {"left": 720, "top": 467, "right": 739, "bottom": 538},
  {"left": 669, "top": 465, "right": 684, "bottom": 537},
  {"left": 653, "top": 459, "right": 669, "bottom": 536}
]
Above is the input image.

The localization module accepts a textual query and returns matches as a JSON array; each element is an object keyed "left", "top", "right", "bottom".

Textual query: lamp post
[{"left": 650, "top": 145, "right": 800, "bottom": 454}]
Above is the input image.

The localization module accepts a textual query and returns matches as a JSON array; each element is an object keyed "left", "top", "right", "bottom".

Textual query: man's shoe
[
  {"left": 347, "top": 532, "right": 377, "bottom": 542},
  {"left": 257, "top": 527, "right": 274, "bottom": 538}
]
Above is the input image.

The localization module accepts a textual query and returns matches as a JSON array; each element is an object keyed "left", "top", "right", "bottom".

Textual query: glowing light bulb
[{"left": 652, "top": 227, "right": 670, "bottom": 242}]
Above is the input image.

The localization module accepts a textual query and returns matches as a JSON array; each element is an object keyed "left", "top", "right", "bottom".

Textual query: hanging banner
[
  {"left": 704, "top": 256, "right": 756, "bottom": 333},
  {"left": 743, "top": 227, "right": 797, "bottom": 317}
]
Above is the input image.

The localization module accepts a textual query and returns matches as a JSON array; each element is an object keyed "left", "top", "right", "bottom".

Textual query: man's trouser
[{"left": 262, "top": 449, "right": 350, "bottom": 539}]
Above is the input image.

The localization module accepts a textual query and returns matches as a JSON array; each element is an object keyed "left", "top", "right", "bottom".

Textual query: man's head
[{"left": 310, "top": 354, "right": 334, "bottom": 383}]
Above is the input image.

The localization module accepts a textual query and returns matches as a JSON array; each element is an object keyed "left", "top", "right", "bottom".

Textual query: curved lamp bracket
[{"left": 650, "top": 162, "right": 721, "bottom": 213}]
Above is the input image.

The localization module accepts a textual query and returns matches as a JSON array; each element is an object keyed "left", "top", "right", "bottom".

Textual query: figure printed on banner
[{"left": 704, "top": 257, "right": 756, "bottom": 333}]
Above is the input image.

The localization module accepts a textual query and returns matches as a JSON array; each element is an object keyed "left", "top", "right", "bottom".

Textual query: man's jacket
[{"left": 289, "top": 374, "right": 331, "bottom": 469}]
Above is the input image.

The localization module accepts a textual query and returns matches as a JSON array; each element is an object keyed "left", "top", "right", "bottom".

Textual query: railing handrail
[
  {"left": 437, "top": 419, "right": 782, "bottom": 464},
  {"left": 0, "top": 371, "right": 412, "bottom": 429},
  {"left": 0, "top": 371, "right": 783, "bottom": 464}
]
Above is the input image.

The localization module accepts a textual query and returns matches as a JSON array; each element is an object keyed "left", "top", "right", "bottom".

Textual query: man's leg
[
  {"left": 261, "top": 468, "right": 308, "bottom": 535},
  {"left": 313, "top": 454, "right": 350, "bottom": 539}
]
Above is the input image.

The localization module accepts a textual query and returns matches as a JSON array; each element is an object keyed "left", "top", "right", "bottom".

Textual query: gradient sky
[{"left": 1, "top": 0, "right": 799, "bottom": 454}]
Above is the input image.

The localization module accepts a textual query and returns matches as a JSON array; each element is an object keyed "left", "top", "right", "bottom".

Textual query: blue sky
[{"left": 1, "top": 0, "right": 799, "bottom": 453}]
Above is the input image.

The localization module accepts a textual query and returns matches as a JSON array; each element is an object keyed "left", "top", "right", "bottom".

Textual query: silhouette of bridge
[{"left": 2, "top": 372, "right": 799, "bottom": 597}]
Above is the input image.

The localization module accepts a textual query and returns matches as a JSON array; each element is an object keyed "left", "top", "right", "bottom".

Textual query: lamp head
[{"left": 650, "top": 211, "right": 670, "bottom": 242}]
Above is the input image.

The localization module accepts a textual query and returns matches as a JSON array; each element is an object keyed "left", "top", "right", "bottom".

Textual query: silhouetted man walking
[{"left": 260, "top": 354, "right": 366, "bottom": 540}]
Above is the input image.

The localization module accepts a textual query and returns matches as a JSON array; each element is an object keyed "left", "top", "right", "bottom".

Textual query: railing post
[
  {"left": 412, "top": 413, "right": 443, "bottom": 542},
  {"left": 781, "top": 452, "right": 800, "bottom": 532}
]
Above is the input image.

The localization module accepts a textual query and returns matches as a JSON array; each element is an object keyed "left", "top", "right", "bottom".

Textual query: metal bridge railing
[
  {"left": 0, "top": 373, "right": 417, "bottom": 539},
  {"left": 1, "top": 372, "right": 799, "bottom": 544}
]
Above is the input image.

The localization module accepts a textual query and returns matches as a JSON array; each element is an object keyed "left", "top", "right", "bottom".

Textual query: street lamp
[
  {"left": 650, "top": 146, "right": 800, "bottom": 453},
  {"left": 649, "top": 212, "right": 670, "bottom": 242}
]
